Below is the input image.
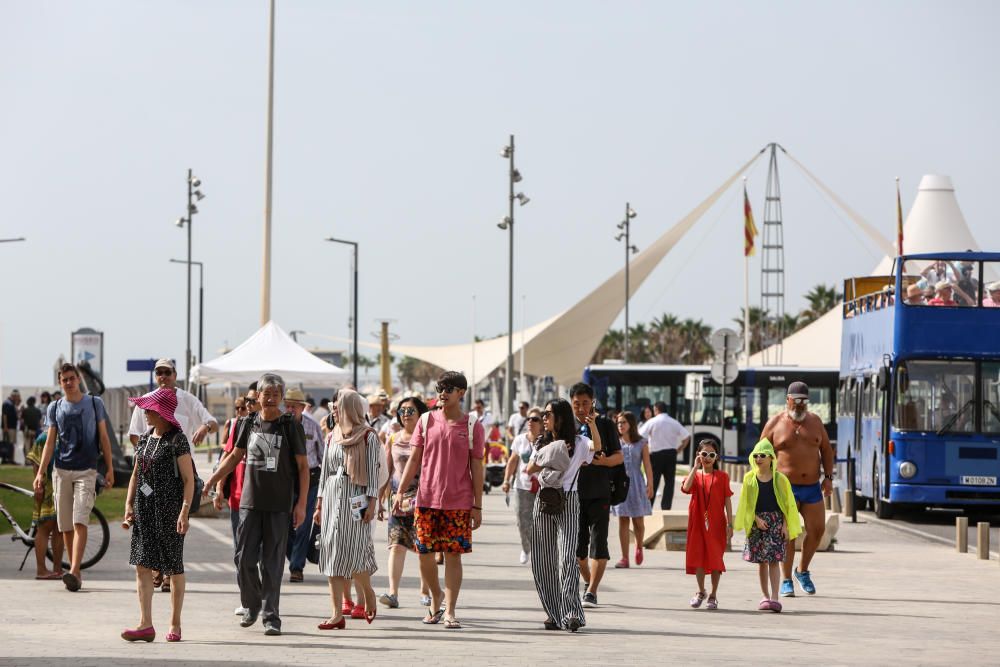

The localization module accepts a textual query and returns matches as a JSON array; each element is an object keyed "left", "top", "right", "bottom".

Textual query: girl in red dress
[{"left": 681, "top": 439, "right": 733, "bottom": 610}]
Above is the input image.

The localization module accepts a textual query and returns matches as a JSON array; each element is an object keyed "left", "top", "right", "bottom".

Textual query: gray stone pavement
[{"left": 2, "top": 477, "right": 999, "bottom": 667}]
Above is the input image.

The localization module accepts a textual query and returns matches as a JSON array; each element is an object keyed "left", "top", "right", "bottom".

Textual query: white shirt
[
  {"left": 128, "top": 387, "right": 217, "bottom": 443},
  {"left": 638, "top": 412, "right": 690, "bottom": 453},
  {"left": 508, "top": 432, "right": 536, "bottom": 491},
  {"left": 529, "top": 435, "right": 593, "bottom": 492},
  {"left": 507, "top": 412, "right": 528, "bottom": 436}
]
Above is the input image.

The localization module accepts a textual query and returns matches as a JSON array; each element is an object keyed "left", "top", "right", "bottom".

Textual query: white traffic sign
[
  {"left": 684, "top": 373, "right": 704, "bottom": 401},
  {"left": 710, "top": 327, "right": 742, "bottom": 354},
  {"left": 711, "top": 360, "right": 738, "bottom": 385}
]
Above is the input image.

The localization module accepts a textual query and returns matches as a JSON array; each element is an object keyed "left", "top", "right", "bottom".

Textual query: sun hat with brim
[
  {"left": 284, "top": 387, "right": 307, "bottom": 403},
  {"left": 129, "top": 388, "right": 182, "bottom": 431}
]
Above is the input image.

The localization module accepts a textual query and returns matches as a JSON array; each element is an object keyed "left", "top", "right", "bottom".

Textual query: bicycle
[{"left": 0, "top": 480, "right": 110, "bottom": 571}]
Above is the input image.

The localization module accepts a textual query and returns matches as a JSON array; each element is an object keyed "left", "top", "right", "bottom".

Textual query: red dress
[{"left": 683, "top": 470, "right": 733, "bottom": 574}]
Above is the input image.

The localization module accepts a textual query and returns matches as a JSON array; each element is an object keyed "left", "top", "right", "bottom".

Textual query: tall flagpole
[
  {"left": 260, "top": 0, "right": 276, "bottom": 325},
  {"left": 743, "top": 177, "right": 751, "bottom": 362},
  {"left": 896, "top": 176, "right": 904, "bottom": 257}
]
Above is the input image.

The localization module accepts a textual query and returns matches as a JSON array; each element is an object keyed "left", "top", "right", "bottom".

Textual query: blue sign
[{"left": 127, "top": 359, "right": 158, "bottom": 372}]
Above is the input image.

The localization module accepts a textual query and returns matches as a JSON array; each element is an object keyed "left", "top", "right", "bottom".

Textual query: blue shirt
[{"left": 47, "top": 396, "right": 108, "bottom": 471}]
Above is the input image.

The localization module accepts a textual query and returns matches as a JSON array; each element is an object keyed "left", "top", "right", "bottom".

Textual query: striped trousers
[
  {"left": 531, "top": 490, "right": 585, "bottom": 629},
  {"left": 515, "top": 488, "right": 535, "bottom": 554}
]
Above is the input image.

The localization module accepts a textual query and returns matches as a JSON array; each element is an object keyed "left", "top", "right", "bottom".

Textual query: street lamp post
[
  {"left": 498, "top": 135, "right": 529, "bottom": 423},
  {"left": 169, "top": 259, "right": 204, "bottom": 399},
  {"left": 325, "top": 237, "right": 359, "bottom": 388},
  {"left": 175, "top": 169, "right": 204, "bottom": 389},
  {"left": 615, "top": 203, "right": 638, "bottom": 362}
]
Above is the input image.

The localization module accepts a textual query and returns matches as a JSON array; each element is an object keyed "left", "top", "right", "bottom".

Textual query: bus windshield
[{"left": 895, "top": 360, "right": 975, "bottom": 432}]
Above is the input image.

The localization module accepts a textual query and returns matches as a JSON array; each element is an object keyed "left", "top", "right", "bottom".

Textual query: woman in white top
[
  {"left": 525, "top": 399, "right": 592, "bottom": 633},
  {"left": 314, "top": 390, "right": 381, "bottom": 630},
  {"left": 501, "top": 406, "right": 543, "bottom": 565}
]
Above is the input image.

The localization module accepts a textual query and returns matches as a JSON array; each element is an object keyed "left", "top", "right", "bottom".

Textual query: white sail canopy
[{"left": 191, "top": 321, "right": 350, "bottom": 386}]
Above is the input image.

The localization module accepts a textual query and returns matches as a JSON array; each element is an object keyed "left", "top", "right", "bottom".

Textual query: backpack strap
[
  {"left": 419, "top": 411, "right": 431, "bottom": 439},
  {"left": 467, "top": 412, "right": 477, "bottom": 451}
]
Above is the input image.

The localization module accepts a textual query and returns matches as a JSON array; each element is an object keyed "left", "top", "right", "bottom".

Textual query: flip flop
[
  {"left": 443, "top": 617, "right": 462, "bottom": 629},
  {"left": 422, "top": 609, "right": 444, "bottom": 625},
  {"left": 36, "top": 573, "right": 62, "bottom": 580},
  {"left": 62, "top": 573, "right": 81, "bottom": 592}
]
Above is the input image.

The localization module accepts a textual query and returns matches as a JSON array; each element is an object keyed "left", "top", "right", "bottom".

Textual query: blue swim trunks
[{"left": 791, "top": 482, "right": 823, "bottom": 505}]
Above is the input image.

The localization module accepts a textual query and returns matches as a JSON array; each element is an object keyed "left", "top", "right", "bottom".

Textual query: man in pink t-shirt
[{"left": 393, "top": 371, "right": 485, "bottom": 630}]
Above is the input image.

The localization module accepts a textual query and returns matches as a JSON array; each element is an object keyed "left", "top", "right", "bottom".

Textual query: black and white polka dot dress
[{"left": 129, "top": 430, "right": 190, "bottom": 575}]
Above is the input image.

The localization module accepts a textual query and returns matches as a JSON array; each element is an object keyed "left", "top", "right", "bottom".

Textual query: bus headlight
[{"left": 899, "top": 461, "right": 917, "bottom": 479}]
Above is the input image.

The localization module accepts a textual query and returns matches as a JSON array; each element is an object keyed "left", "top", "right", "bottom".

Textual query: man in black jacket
[{"left": 569, "top": 382, "right": 624, "bottom": 609}]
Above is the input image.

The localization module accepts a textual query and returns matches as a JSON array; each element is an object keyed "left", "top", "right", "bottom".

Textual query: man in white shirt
[
  {"left": 506, "top": 401, "right": 529, "bottom": 443},
  {"left": 128, "top": 358, "right": 218, "bottom": 447},
  {"left": 637, "top": 401, "right": 690, "bottom": 510}
]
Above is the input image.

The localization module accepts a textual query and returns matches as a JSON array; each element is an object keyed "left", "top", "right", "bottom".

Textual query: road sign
[
  {"left": 710, "top": 360, "right": 738, "bottom": 385},
  {"left": 710, "top": 327, "right": 742, "bottom": 354},
  {"left": 71, "top": 328, "right": 104, "bottom": 379},
  {"left": 542, "top": 375, "right": 555, "bottom": 394},
  {"left": 684, "top": 373, "right": 704, "bottom": 401}
]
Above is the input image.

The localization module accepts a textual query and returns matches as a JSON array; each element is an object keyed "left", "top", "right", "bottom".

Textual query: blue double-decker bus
[{"left": 839, "top": 252, "right": 1000, "bottom": 517}]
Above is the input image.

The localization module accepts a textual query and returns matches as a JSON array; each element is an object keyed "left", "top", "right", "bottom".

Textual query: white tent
[
  {"left": 749, "top": 174, "right": 982, "bottom": 367},
  {"left": 191, "top": 321, "right": 350, "bottom": 386}
]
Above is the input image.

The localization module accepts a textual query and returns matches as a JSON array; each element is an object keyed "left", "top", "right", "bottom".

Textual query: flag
[
  {"left": 896, "top": 178, "right": 904, "bottom": 256},
  {"left": 744, "top": 184, "right": 758, "bottom": 257}
]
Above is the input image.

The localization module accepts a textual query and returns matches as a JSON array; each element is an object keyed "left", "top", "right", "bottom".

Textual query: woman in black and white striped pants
[{"left": 526, "top": 399, "right": 592, "bottom": 632}]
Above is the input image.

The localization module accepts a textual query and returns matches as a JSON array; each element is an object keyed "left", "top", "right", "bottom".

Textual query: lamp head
[
  {"left": 190, "top": 176, "right": 202, "bottom": 187},
  {"left": 188, "top": 204, "right": 199, "bottom": 215},
  {"left": 627, "top": 206, "right": 638, "bottom": 219},
  {"left": 615, "top": 232, "right": 625, "bottom": 242},
  {"left": 617, "top": 220, "right": 626, "bottom": 230},
  {"left": 511, "top": 169, "right": 522, "bottom": 183},
  {"left": 497, "top": 216, "right": 511, "bottom": 230},
  {"left": 194, "top": 190, "right": 205, "bottom": 201},
  {"left": 175, "top": 217, "right": 185, "bottom": 227},
  {"left": 515, "top": 192, "right": 530, "bottom": 206},
  {"left": 630, "top": 245, "right": 639, "bottom": 254},
  {"left": 500, "top": 146, "right": 512, "bottom": 158}
]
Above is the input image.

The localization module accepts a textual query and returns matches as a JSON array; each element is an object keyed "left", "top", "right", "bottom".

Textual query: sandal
[
  {"left": 152, "top": 572, "right": 163, "bottom": 588},
  {"left": 757, "top": 598, "right": 771, "bottom": 611},
  {"left": 443, "top": 617, "right": 462, "bottom": 629},
  {"left": 161, "top": 578, "right": 171, "bottom": 593},
  {"left": 706, "top": 596, "right": 718, "bottom": 611},
  {"left": 689, "top": 591, "right": 707, "bottom": 608},
  {"left": 613, "top": 558, "right": 629, "bottom": 569},
  {"left": 422, "top": 609, "right": 444, "bottom": 625}
]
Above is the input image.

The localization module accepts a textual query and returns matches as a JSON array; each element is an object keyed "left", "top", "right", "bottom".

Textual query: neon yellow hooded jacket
[{"left": 733, "top": 439, "right": 803, "bottom": 540}]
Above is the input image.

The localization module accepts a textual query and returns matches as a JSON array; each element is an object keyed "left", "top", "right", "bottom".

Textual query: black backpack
[
  {"left": 160, "top": 429, "right": 205, "bottom": 514},
  {"left": 609, "top": 463, "right": 630, "bottom": 505}
]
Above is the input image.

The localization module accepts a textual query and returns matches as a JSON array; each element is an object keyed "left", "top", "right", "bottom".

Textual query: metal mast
[{"left": 759, "top": 143, "right": 785, "bottom": 365}]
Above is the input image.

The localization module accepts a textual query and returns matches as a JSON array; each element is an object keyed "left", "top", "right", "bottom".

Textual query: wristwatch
[{"left": 823, "top": 473, "right": 835, "bottom": 481}]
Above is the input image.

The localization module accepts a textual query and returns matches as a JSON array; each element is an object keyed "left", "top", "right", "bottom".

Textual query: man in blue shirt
[{"left": 34, "top": 363, "right": 115, "bottom": 592}]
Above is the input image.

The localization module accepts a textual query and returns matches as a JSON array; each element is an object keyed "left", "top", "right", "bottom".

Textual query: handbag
[
  {"left": 537, "top": 467, "right": 581, "bottom": 516},
  {"left": 610, "top": 463, "right": 630, "bottom": 505}
]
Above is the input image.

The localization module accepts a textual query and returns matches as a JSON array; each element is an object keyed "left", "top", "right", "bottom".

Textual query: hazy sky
[{"left": 2, "top": 1, "right": 998, "bottom": 388}]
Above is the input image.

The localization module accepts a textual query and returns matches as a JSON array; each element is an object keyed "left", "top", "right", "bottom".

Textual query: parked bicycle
[{"left": 0, "top": 480, "right": 110, "bottom": 571}]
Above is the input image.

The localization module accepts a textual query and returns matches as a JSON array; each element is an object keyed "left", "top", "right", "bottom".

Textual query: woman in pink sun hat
[{"left": 121, "top": 388, "right": 195, "bottom": 643}]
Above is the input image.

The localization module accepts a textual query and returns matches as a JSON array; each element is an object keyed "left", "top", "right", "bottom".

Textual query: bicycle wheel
[{"left": 47, "top": 506, "right": 110, "bottom": 570}]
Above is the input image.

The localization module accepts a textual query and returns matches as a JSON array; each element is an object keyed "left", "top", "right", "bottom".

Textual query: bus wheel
[{"left": 873, "top": 462, "right": 893, "bottom": 519}]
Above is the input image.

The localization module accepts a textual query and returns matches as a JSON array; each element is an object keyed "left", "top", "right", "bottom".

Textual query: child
[
  {"left": 681, "top": 439, "right": 733, "bottom": 609},
  {"left": 27, "top": 431, "right": 64, "bottom": 580},
  {"left": 734, "top": 439, "right": 802, "bottom": 612}
]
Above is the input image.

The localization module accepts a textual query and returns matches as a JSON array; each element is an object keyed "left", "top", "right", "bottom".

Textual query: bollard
[
  {"left": 831, "top": 488, "right": 843, "bottom": 514},
  {"left": 956, "top": 516, "right": 968, "bottom": 553},
  {"left": 842, "top": 489, "right": 853, "bottom": 517},
  {"left": 977, "top": 522, "right": 990, "bottom": 560}
]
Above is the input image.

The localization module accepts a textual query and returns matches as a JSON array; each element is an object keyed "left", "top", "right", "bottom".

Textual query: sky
[{"left": 2, "top": 0, "right": 998, "bottom": 388}]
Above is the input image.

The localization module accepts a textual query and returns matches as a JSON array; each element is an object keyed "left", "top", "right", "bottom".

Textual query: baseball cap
[
  {"left": 787, "top": 381, "right": 809, "bottom": 399},
  {"left": 154, "top": 358, "right": 176, "bottom": 371}
]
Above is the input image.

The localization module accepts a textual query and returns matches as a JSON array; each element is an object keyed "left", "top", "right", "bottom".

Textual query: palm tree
[
  {"left": 799, "top": 283, "right": 843, "bottom": 326},
  {"left": 733, "top": 306, "right": 770, "bottom": 354},
  {"left": 591, "top": 329, "right": 625, "bottom": 364}
]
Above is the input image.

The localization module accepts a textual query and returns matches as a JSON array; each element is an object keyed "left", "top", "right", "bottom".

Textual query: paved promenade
[{"left": 2, "top": 478, "right": 999, "bottom": 666}]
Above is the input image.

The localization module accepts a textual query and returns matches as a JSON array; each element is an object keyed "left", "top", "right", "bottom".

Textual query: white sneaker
[
  {"left": 234, "top": 605, "right": 248, "bottom": 615},
  {"left": 519, "top": 551, "right": 529, "bottom": 565}
]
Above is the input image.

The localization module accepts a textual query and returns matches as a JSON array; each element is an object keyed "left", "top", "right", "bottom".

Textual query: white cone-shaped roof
[{"left": 751, "top": 174, "right": 980, "bottom": 367}]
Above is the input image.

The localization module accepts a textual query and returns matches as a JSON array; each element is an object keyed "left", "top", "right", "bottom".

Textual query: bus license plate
[{"left": 961, "top": 476, "right": 997, "bottom": 486}]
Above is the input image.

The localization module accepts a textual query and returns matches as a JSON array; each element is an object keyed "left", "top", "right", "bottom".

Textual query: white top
[
  {"left": 530, "top": 435, "right": 593, "bottom": 492},
  {"left": 638, "top": 412, "right": 689, "bottom": 453},
  {"left": 507, "top": 412, "right": 527, "bottom": 436},
  {"left": 508, "top": 432, "right": 536, "bottom": 491},
  {"left": 128, "top": 387, "right": 217, "bottom": 442}
]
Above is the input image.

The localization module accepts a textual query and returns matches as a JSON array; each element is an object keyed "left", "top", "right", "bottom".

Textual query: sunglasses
[
  {"left": 235, "top": 405, "right": 248, "bottom": 411},
  {"left": 541, "top": 410, "right": 554, "bottom": 418},
  {"left": 790, "top": 397, "right": 809, "bottom": 405},
  {"left": 397, "top": 407, "right": 417, "bottom": 416},
  {"left": 245, "top": 398, "right": 258, "bottom": 406},
  {"left": 699, "top": 451, "right": 718, "bottom": 459},
  {"left": 753, "top": 453, "right": 771, "bottom": 460},
  {"left": 528, "top": 415, "right": 542, "bottom": 423},
  {"left": 435, "top": 385, "right": 457, "bottom": 394},
  {"left": 155, "top": 369, "right": 174, "bottom": 376}
]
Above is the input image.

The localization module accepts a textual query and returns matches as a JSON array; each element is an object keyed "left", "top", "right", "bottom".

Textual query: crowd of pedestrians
[{"left": 11, "top": 363, "right": 835, "bottom": 639}]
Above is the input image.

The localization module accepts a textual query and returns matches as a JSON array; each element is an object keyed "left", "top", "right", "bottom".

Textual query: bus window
[
  {"left": 621, "top": 385, "right": 670, "bottom": 416},
  {"left": 902, "top": 258, "right": 978, "bottom": 308},
  {"left": 982, "top": 362, "right": 1000, "bottom": 432},
  {"left": 983, "top": 263, "right": 1000, "bottom": 307},
  {"left": 810, "top": 387, "right": 833, "bottom": 424},
  {"left": 895, "top": 360, "right": 975, "bottom": 432}
]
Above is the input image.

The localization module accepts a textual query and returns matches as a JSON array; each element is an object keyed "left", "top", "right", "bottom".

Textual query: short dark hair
[
  {"left": 654, "top": 401, "right": 668, "bottom": 414},
  {"left": 437, "top": 370, "right": 468, "bottom": 391},
  {"left": 26, "top": 396, "right": 36, "bottom": 407},
  {"left": 248, "top": 381, "right": 258, "bottom": 392},
  {"left": 58, "top": 363, "right": 78, "bottom": 380},
  {"left": 519, "top": 401, "right": 529, "bottom": 409},
  {"left": 320, "top": 398, "right": 330, "bottom": 408},
  {"left": 568, "top": 382, "right": 594, "bottom": 399},
  {"left": 474, "top": 398, "right": 485, "bottom": 407},
  {"left": 396, "top": 396, "right": 429, "bottom": 426}
]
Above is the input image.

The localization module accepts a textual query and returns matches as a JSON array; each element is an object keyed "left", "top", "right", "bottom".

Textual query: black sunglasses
[
  {"left": 541, "top": 410, "right": 554, "bottom": 418},
  {"left": 435, "top": 385, "right": 458, "bottom": 394},
  {"left": 528, "top": 415, "right": 541, "bottom": 423},
  {"left": 397, "top": 407, "right": 417, "bottom": 416},
  {"left": 245, "top": 398, "right": 258, "bottom": 405},
  {"left": 155, "top": 368, "right": 174, "bottom": 376}
]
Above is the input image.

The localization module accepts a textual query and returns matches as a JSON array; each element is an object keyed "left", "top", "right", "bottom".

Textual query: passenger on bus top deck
[
  {"left": 982, "top": 282, "right": 1000, "bottom": 308},
  {"left": 903, "top": 284, "right": 926, "bottom": 306},
  {"left": 928, "top": 281, "right": 958, "bottom": 307}
]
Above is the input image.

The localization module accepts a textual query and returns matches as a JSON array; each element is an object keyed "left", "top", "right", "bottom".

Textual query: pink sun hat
[{"left": 129, "top": 387, "right": 182, "bottom": 431}]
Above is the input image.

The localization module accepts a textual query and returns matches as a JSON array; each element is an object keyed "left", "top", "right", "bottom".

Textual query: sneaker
[
  {"left": 240, "top": 610, "right": 259, "bottom": 628},
  {"left": 794, "top": 568, "right": 816, "bottom": 595},
  {"left": 350, "top": 604, "right": 367, "bottom": 619},
  {"left": 289, "top": 570, "right": 303, "bottom": 583},
  {"left": 378, "top": 593, "right": 399, "bottom": 609},
  {"left": 689, "top": 591, "right": 707, "bottom": 608},
  {"left": 613, "top": 558, "right": 629, "bottom": 569},
  {"left": 419, "top": 594, "right": 432, "bottom": 607},
  {"left": 779, "top": 578, "right": 795, "bottom": 597},
  {"left": 705, "top": 596, "right": 718, "bottom": 611},
  {"left": 234, "top": 606, "right": 248, "bottom": 616},
  {"left": 263, "top": 621, "right": 281, "bottom": 636},
  {"left": 519, "top": 550, "right": 529, "bottom": 565},
  {"left": 582, "top": 592, "right": 598, "bottom": 608}
]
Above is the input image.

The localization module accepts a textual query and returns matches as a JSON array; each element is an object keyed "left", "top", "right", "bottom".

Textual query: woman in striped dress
[
  {"left": 314, "top": 390, "right": 381, "bottom": 629},
  {"left": 525, "top": 399, "right": 592, "bottom": 633}
]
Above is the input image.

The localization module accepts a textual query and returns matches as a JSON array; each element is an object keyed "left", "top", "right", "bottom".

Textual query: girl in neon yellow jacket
[{"left": 734, "top": 439, "right": 802, "bottom": 612}]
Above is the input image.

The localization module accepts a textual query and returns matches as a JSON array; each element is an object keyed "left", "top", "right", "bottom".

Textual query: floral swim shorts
[
  {"left": 414, "top": 507, "right": 472, "bottom": 554},
  {"left": 388, "top": 513, "right": 417, "bottom": 550}
]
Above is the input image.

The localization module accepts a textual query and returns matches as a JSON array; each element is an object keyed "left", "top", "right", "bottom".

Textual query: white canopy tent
[
  {"left": 191, "top": 321, "right": 350, "bottom": 386},
  {"left": 749, "top": 174, "right": 984, "bottom": 368}
]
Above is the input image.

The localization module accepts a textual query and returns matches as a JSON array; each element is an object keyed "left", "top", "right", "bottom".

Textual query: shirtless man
[{"left": 761, "top": 381, "right": 834, "bottom": 597}]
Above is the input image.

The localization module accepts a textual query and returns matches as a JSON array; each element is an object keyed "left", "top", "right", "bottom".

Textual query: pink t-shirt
[{"left": 411, "top": 410, "right": 486, "bottom": 510}]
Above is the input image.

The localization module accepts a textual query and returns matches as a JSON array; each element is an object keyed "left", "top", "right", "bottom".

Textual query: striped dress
[{"left": 317, "top": 431, "right": 381, "bottom": 578}]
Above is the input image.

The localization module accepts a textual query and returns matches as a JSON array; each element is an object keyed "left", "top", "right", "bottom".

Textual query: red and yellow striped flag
[
  {"left": 896, "top": 178, "right": 904, "bottom": 256},
  {"left": 744, "top": 184, "right": 758, "bottom": 257}
]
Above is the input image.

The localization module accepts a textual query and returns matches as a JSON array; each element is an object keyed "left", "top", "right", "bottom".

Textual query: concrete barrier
[
  {"left": 956, "top": 516, "right": 968, "bottom": 553},
  {"left": 977, "top": 522, "right": 990, "bottom": 560}
]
